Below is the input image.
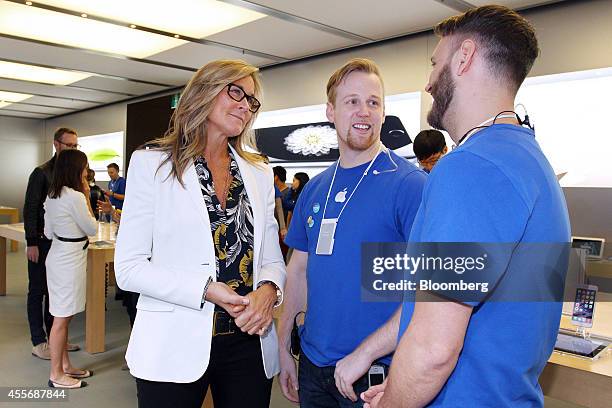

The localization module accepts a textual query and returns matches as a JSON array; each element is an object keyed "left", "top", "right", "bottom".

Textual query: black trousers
[
  {"left": 27, "top": 240, "right": 53, "bottom": 346},
  {"left": 122, "top": 291, "right": 139, "bottom": 328},
  {"left": 135, "top": 330, "right": 272, "bottom": 408}
]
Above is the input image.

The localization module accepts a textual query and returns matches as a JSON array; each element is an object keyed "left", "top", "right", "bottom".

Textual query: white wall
[{"left": 0, "top": 116, "right": 45, "bottom": 218}]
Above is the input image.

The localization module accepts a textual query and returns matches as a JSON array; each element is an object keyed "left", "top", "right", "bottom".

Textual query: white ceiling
[{"left": 0, "top": 0, "right": 565, "bottom": 119}]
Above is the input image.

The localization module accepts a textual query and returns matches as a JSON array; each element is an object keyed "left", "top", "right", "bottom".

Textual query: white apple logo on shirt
[{"left": 335, "top": 188, "right": 347, "bottom": 203}]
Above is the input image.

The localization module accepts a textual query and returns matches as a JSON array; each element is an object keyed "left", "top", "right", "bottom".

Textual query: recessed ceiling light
[
  {"left": 32, "top": 0, "right": 266, "bottom": 38},
  {"left": 129, "top": 24, "right": 136, "bottom": 29},
  {"left": 0, "top": 61, "right": 91, "bottom": 85},
  {"left": 0, "top": 90, "right": 33, "bottom": 108},
  {"left": 80, "top": 13, "right": 87, "bottom": 18},
  {"left": 0, "top": 2, "right": 186, "bottom": 58},
  {"left": 25, "top": 1, "right": 33, "bottom": 5},
  {"left": 174, "top": 34, "right": 180, "bottom": 39}
]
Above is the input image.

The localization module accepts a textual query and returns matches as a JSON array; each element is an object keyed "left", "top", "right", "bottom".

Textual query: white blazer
[{"left": 114, "top": 145, "right": 286, "bottom": 383}]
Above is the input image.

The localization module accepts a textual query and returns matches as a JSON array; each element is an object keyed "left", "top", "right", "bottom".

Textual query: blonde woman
[{"left": 115, "top": 60, "right": 286, "bottom": 408}]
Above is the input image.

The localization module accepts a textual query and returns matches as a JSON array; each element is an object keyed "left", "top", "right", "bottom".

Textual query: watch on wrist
[{"left": 258, "top": 280, "right": 282, "bottom": 307}]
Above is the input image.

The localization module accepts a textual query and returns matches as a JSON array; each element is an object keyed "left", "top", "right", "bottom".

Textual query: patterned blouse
[{"left": 194, "top": 149, "right": 255, "bottom": 298}]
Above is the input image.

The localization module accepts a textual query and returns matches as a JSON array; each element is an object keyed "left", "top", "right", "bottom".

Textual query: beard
[
  {"left": 427, "top": 63, "right": 455, "bottom": 131},
  {"left": 338, "top": 126, "right": 380, "bottom": 152},
  {"left": 344, "top": 128, "right": 379, "bottom": 152}
]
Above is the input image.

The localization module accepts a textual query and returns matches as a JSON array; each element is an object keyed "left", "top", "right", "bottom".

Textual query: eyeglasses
[
  {"left": 56, "top": 139, "right": 80, "bottom": 149},
  {"left": 226, "top": 83, "right": 261, "bottom": 113}
]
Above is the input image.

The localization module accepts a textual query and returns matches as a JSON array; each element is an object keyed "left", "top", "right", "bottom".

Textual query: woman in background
[
  {"left": 44, "top": 149, "right": 97, "bottom": 388},
  {"left": 284, "top": 172, "right": 310, "bottom": 228}
]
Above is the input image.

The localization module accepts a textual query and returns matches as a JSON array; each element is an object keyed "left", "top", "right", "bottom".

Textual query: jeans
[
  {"left": 136, "top": 330, "right": 272, "bottom": 408},
  {"left": 26, "top": 240, "right": 53, "bottom": 346},
  {"left": 298, "top": 351, "right": 388, "bottom": 408}
]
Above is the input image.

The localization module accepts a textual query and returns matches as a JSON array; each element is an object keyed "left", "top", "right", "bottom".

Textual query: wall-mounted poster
[
  {"left": 79, "top": 131, "right": 124, "bottom": 182},
  {"left": 253, "top": 92, "right": 421, "bottom": 164},
  {"left": 255, "top": 115, "right": 410, "bottom": 162}
]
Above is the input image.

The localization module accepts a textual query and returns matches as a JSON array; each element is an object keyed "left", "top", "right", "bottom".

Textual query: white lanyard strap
[{"left": 321, "top": 144, "right": 382, "bottom": 224}]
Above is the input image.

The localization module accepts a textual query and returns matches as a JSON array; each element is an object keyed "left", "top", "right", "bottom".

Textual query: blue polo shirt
[
  {"left": 399, "top": 125, "right": 570, "bottom": 407},
  {"left": 285, "top": 150, "right": 426, "bottom": 367},
  {"left": 108, "top": 176, "right": 126, "bottom": 209}
]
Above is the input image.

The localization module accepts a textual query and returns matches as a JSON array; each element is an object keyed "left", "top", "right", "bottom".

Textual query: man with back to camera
[
  {"left": 412, "top": 129, "right": 447, "bottom": 173},
  {"left": 23, "top": 127, "right": 81, "bottom": 359},
  {"left": 105, "top": 162, "right": 125, "bottom": 210},
  {"left": 278, "top": 58, "right": 426, "bottom": 407},
  {"left": 362, "top": 5, "right": 571, "bottom": 407}
]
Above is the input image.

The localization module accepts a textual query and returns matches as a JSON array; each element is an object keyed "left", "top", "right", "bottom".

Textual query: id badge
[{"left": 315, "top": 218, "right": 337, "bottom": 255}]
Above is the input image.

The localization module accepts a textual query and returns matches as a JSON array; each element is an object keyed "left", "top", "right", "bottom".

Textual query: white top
[{"left": 44, "top": 187, "right": 97, "bottom": 239}]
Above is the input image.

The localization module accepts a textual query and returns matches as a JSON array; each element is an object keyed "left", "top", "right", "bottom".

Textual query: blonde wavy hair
[{"left": 152, "top": 59, "right": 264, "bottom": 185}]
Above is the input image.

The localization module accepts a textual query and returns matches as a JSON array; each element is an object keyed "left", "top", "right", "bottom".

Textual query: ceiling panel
[
  {"left": 0, "top": 102, "right": 71, "bottom": 115},
  {"left": 25, "top": 95, "right": 99, "bottom": 110},
  {"left": 0, "top": 78, "right": 123, "bottom": 103},
  {"left": 469, "top": 0, "right": 565, "bottom": 8},
  {"left": 252, "top": 0, "right": 458, "bottom": 40},
  {"left": 206, "top": 16, "right": 359, "bottom": 60},
  {"left": 0, "top": 110, "right": 51, "bottom": 119},
  {"left": 0, "top": 36, "right": 193, "bottom": 86},
  {"left": 149, "top": 42, "right": 275, "bottom": 70},
  {"left": 69, "top": 76, "right": 168, "bottom": 95}
]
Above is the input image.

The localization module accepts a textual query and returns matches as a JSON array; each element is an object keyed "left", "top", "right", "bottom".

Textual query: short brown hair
[
  {"left": 53, "top": 127, "right": 77, "bottom": 141},
  {"left": 107, "top": 163, "right": 119, "bottom": 171},
  {"left": 434, "top": 5, "right": 539, "bottom": 91},
  {"left": 326, "top": 58, "right": 384, "bottom": 105}
]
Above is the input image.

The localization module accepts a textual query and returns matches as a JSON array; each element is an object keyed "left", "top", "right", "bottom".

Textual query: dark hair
[
  {"left": 291, "top": 172, "right": 310, "bottom": 200},
  {"left": 413, "top": 130, "right": 447, "bottom": 160},
  {"left": 434, "top": 5, "right": 539, "bottom": 91},
  {"left": 107, "top": 163, "right": 120, "bottom": 171},
  {"left": 53, "top": 127, "right": 77, "bottom": 141},
  {"left": 273, "top": 165, "right": 287, "bottom": 183},
  {"left": 87, "top": 168, "right": 95, "bottom": 182},
  {"left": 48, "top": 150, "right": 89, "bottom": 199}
]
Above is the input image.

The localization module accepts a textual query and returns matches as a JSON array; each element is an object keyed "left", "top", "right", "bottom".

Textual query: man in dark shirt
[
  {"left": 87, "top": 169, "right": 105, "bottom": 219},
  {"left": 23, "top": 127, "right": 81, "bottom": 359}
]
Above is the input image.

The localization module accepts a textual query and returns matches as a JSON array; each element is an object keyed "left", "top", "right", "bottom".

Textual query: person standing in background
[
  {"left": 273, "top": 165, "right": 290, "bottom": 259},
  {"left": 105, "top": 163, "right": 125, "bottom": 210},
  {"left": 284, "top": 172, "right": 310, "bottom": 229},
  {"left": 86, "top": 169, "right": 105, "bottom": 219},
  {"left": 23, "top": 127, "right": 81, "bottom": 360},
  {"left": 412, "top": 129, "right": 447, "bottom": 173},
  {"left": 44, "top": 149, "right": 97, "bottom": 389}
]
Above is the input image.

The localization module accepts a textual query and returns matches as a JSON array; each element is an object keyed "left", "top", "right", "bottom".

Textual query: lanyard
[
  {"left": 457, "top": 113, "right": 517, "bottom": 147},
  {"left": 320, "top": 144, "right": 382, "bottom": 225}
]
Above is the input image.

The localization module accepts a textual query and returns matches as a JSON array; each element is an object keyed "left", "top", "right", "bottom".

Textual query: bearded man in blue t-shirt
[
  {"left": 278, "top": 58, "right": 426, "bottom": 407},
  {"left": 362, "top": 5, "right": 570, "bottom": 408}
]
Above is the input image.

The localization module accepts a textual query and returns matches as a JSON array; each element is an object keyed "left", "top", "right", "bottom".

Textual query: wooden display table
[
  {"left": 0, "top": 223, "right": 114, "bottom": 353},
  {"left": 0, "top": 206, "right": 19, "bottom": 252},
  {"left": 541, "top": 293, "right": 612, "bottom": 407}
]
